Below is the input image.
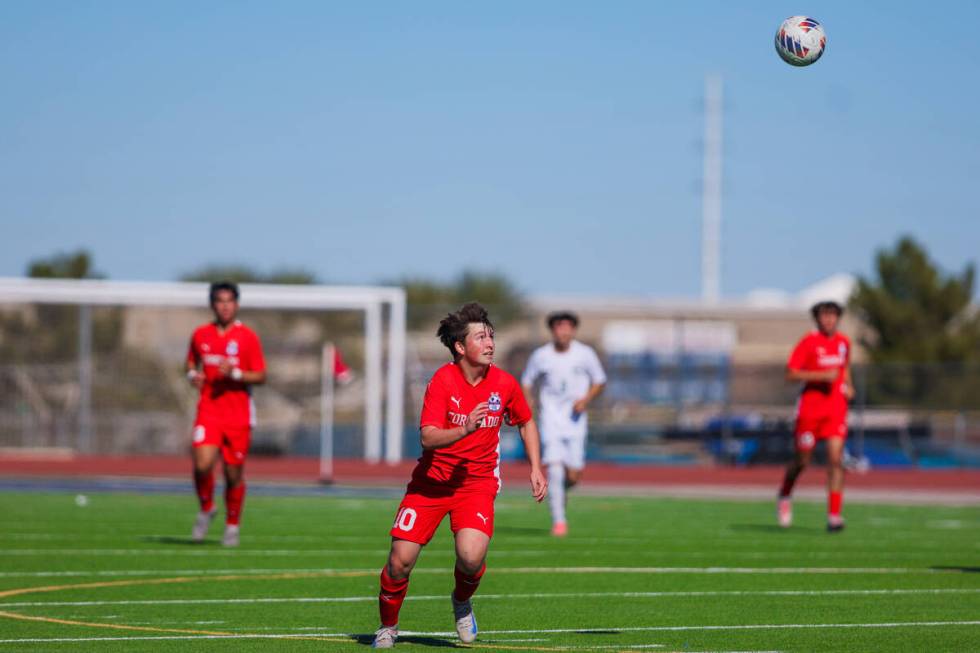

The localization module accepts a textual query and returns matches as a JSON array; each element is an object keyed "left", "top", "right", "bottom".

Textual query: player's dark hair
[
  {"left": 546, "top": 311, "right": 579, "bottom": 329},
  {"left": 437, "top": 302, "right": 494, "bottom": 358},
  {"left": 209, "top": 281, "right": 240, "bottom": 304},
  {"left": 810, "top": 301, "right": 843, "bottom": 320}
]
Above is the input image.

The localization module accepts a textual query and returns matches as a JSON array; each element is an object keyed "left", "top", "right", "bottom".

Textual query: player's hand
[
  {"left": 187, "top": 370, "right": 204, "bottom": 389},
  {"left": 818, "top": 369, "right": 839, "bottom": 383},
  {"left": 529, "top": 466, "right": 547, "bottom": 503},
  {"left": 842, "top": 383, "right": 855, "bottom": 401},
  {"left": 464, "top": 402, "right": 489, "bottom": 434},
  {"left": 218, "top": 360, "right": 235, "bottom": 377},
  {"left": 572, "top": 398, "right": 589, "bottom": 415}
]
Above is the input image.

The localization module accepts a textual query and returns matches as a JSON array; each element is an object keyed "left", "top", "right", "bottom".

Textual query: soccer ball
[{"left": 774, "top": 16, "right": 826, "bottom": 67}]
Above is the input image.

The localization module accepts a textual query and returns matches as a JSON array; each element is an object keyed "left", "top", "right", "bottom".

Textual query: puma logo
[
  {"left": 476, "top": 512, "right": 489, "bottom": 525},
  {"left": 450, "top": 396, "right": 461, "bottom": 410}
]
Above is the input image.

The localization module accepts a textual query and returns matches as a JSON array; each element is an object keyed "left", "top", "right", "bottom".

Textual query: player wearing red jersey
[
  {"left": 371, "top": 303, "right": 547, "bottom": 649},
  {"left": 778, "top": 300, "right": 853, "bottom": 532},
  {"left": 186, "top": 282, "right": 266, "bottom": 546}
]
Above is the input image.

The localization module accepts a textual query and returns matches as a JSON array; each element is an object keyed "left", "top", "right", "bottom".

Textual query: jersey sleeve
[
  {"left": 787, "top": 336, "right": 811, "bottom": 370},
  {"left": 585, "top": 347, "right": 607, "bottom": 385},
  {"left": 419, "top": 373, "right": 449, "bottom": 429},
  {"left": 506, "top": 377, "right": 533, "bottom": 426},
  {"left": 243, "top": 330, "right": 266, "bottom": 373},
  {"left": 520, "top": 349, "right": 541, "bottom": 387}
]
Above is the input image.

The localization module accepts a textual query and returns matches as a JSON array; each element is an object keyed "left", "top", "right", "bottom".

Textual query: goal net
[{"left": 0, "top": 277, "right": 407, "bottom": 476}]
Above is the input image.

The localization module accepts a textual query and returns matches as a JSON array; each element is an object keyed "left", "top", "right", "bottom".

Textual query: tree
[
  {"left": 400, "top": 270, "right": 525, "bottom": 330},
  {"left": 850, "top": 236, "right": 980, "bottom": 407},
  {"left": 180, "top": 265, "right": 317, "bottom": 285},
  {"left": 27, "top": 250, "right": 103, "bottom": 279},
  {"left": 0, "top": 250, "right": 120, "bottom": 362}
]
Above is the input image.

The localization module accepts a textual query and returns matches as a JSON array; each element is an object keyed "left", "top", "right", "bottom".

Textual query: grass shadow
[
  {"left": 727, "top": 523, "right": 821, "bottom": 534},
  {"left": 351, "top": 634, "right": 461, "bottom": 648},
  {"left": 931, "top": 565, "right": 980, "bottom": 573},
  {"left": 139, "top": 535, "right": 218, "bottom": 546}
]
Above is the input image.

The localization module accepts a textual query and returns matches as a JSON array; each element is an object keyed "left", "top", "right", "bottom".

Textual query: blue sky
[{"left": 1, "top": 2, "right": 978, "bottom": 297}]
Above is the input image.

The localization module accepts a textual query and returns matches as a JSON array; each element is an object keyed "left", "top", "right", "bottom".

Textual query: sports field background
[{"left": 1, "top": 489, "right": 978, "bottom": 652}]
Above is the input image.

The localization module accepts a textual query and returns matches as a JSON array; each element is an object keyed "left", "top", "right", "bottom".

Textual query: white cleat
[
  {"left": 191, "top": 509, "right": 216, "bottom": 542},
  {"left": 222, "top": 524, "right": 240, "bottom": 547},
  {"left": 777, "top": 498, "right": 792, "bottom": 528},
  {"left": 371, "top": 625, "right": 398, "bottom": 648},
  {"left": 452, "top": 594, "right": 478, "bottom": 643}
]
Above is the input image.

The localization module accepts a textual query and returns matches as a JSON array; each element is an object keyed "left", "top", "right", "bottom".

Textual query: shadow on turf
[
  {"left": 728, "top": 523, "right": 822, "bottom": 534},
  {"left": 931, "top": 565, "right": 980, "bottom": 573},
  {"left": 351, "top": 634, "right": 460, "bottom": 648},
  {"left": 139, "top": 535, "right": 220, "bottom": 546}
]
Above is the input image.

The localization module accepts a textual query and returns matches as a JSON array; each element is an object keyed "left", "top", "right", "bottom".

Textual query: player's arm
[
  {"left": 518, "top": 419, "right": 547, "bottom": 502},
  {"left": 786, "top": 367, "right": 837, "bottom": 383},
  {"left": 573, "top": 382, "right": 606, "bottom": 415},
  {"left": 842, "top": 365, "right": 855, "bottom": 400},
  {"left": 420, "top": 402, "right": 488, "bottom": 450},
  {"left": 186, "top": 337, "right": 204, "bottom": 388},
  {"left": 218, "top": 332, "right": 267, "bottom": 385}
]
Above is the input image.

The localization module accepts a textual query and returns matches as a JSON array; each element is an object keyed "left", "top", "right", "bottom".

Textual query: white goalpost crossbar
[{"left": 0, "top": 277, "right": 407, "bottom": 465}]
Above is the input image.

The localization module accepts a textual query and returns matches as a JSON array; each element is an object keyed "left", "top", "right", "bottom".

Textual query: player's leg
[
  {"left": 373, "top": 538, "right": 422, "bottom": 648},
  {"left": 544, "top": 435, "right": 568, "bottom": 535},
  {"left": 449, "top": 492, "right": 494, "bottom": 643},
  {"left": 778, "top": 420, "right": 817, "bottom": 527},
  {"left": 190, "top": 424, "right": 220, "bottom": 542},
  {"left": 451, "top": 528, "right": 489, "bottom": 643},
  {"left": 374, "top": 490, "right": 445, "bottom": 647},
  {"left": 825, "top": 435, "right": 846, "bottom": 532},
  {"left": 220, "top": 428, "right": 250, "bottom": 547}
]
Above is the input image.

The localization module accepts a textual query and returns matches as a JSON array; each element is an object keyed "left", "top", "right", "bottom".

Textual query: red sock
[
  {"left": 379, "top": 567, "right": 409, "bottom": 627},
  {"left": 453, "top": 563, "right": 486, "bottom": 603},
  {"left": 225, "top": 483, "right": 246, "bottom": 526},
  {"left": 779, "top": 474, "right": 796, "bottom": 499},
  {"left": 193, "top": 469, "right": 214, "bottom": 512},
  {"left": 828, "top": 491, "right": 843, "bottom": 518}
]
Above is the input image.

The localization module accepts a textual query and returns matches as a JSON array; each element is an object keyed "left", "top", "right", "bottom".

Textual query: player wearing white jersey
[{"left": 522, "top": 312, "right": 606, "bottom": 536}]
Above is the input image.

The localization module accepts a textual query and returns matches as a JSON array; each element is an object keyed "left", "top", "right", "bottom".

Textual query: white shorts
[{"left": 542, "top": 433, "right": 586, "bottom": 470}]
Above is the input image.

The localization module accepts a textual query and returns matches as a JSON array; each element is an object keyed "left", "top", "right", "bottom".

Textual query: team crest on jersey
[
  {"left": 488, "top": 392, "right": 502, "bottom": 413},
  {"left": 226, "top": 340, "right": 239, "bottom": 356}
]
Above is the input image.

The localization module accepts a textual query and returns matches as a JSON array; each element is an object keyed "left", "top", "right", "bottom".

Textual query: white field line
[
  {"left": 3, "top": 587, "right": 978, "bottom": 609},
  {"left": 0, "top": 621, "right": 978, "bottom": 644},
  {"left": 0, "top": 548, "right": 533, "bottom": 557},
  {"left": 0, "top": 565, "right": 957, "bottom": 579}
]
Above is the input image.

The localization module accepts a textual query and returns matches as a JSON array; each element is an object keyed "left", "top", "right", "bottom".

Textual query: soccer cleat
[
  {"left": 222, "top": 524, "right": 240, "bottom": 547},
  {"left": 371, "top": 625, "right": 398, "bottom": 648},
  {"left": 777, "top": 498, "right": 792, "bottom": 528},
  {"left": 827, "top": 515, "right": 846, "bottom": 533},
  {"left": 452, "top": 593, "right": 478, "bottom": 643},
  {"left": 191, "top": 508, "right": 216, "bottom": 542},
  {"left": 551, "top": 521, "right": 568, "bottom": 537}
]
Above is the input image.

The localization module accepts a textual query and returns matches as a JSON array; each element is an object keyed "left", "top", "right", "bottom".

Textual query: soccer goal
[{"left": 0, "top": 277, "right": 407, "bottom": 475}]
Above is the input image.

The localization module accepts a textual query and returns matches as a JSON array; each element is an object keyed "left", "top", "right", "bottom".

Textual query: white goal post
[{"left": 0, "top": 277, "right": 406, "bottom": 465}]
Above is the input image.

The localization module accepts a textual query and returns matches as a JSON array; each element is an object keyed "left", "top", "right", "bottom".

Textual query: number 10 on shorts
[{"left": 393, "top": 507, "right": 417, "bottom": 532}]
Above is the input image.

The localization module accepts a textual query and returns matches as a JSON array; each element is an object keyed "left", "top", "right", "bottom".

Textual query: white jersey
[{"left": 521, "top": 340, "right": 607, "bottom": 439}]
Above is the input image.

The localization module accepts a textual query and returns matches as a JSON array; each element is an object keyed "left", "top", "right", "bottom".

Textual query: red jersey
[
  {"left": 187, "top": 321, "right": 266, "bottom": 429},
  {"left": 414, "top": 362, "right": 532, "bottom": 493},
  {"left": 787, "top": 330, "right": 851, "bottom": 414}
]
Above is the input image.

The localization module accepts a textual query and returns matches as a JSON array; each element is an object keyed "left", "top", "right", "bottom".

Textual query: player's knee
[
  {"left": 455, "top": 553, "right": 485, "bottom": 576},
  {"left": 387, "top": 552, "right": 416, "bottom": 579},
  {"left": 565, "top": 470, "right": 581, "bottom": 487}
]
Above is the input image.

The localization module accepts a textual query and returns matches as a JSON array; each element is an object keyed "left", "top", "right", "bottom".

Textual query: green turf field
[{"left": 0, "top": 490, "right": 978, "bottom": 652}]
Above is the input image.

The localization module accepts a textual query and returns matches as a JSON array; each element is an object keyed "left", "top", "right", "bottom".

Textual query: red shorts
[
  {"left": 192, "top": 421, "right": 251, "bottom": 465},
  {"left": 794, "top": 412, "right": 847, "bottom": 451},
  {"left": 389, "top": 484, "right": 495, "bottom": 546}
]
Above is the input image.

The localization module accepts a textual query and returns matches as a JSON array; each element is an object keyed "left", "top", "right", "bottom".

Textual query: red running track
[{"left": 1, "top": 454, "right": 978, "bottom": 492}]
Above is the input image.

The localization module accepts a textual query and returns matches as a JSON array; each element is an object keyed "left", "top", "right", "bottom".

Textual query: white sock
[{"left": 548, "top": 464, "right": 566, "bottom": 525}]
